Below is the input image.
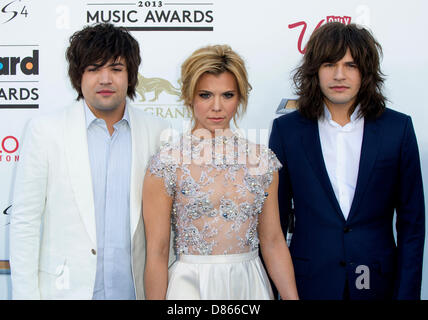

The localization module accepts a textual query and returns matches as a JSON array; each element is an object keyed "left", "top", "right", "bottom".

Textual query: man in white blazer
[{"left": 9, "top": 23, "right": 171, "bottom": 299}]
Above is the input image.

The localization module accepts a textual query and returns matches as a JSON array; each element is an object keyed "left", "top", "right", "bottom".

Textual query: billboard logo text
[{"left": 0, "top": 50, "right": 39, "bottom": 75}]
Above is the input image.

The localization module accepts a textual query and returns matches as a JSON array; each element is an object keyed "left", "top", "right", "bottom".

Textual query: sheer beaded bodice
[{"left": 148, "top": 133, "right": 282, "bottom": 255}]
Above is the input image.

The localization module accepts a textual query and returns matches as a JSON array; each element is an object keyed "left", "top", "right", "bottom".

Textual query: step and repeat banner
[{"left": 0, "top": 0, "right": 427, "bottom": 299}]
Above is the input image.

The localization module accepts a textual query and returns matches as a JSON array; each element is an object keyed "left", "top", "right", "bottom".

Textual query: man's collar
[
  {"left": 322, "top": 104, "right": 361, "bottom": 124},
  {"left": 83, "top": 100, "right": 129, "bottom": 129},
  {"left": 349, "top": 104, "right": 361, "bottom": 122}
]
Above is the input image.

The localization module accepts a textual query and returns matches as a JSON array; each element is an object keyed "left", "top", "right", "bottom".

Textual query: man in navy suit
[{"left": 269, "top": 22, "right": 425, "bottom": 300}]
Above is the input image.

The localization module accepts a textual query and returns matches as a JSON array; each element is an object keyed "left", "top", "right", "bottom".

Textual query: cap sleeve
[
  {"left": 268, "top": 148, "right": 282, "bottom": 172},
  {"left": 147, "top": 143, "right": 178, "bottom": 198},
  {"left": 259, "top": 146, "right": 283, "bottom": 190}
]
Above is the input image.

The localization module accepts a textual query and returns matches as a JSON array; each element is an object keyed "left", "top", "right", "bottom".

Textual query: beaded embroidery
[{"left": 148, "top": 133, "right": 282, "bottom": 255}]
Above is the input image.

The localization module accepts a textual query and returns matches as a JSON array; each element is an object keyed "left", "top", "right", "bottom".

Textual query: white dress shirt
[
  {"left": 318, "top": 105, "right": 364, "bottom": 220},
  {"left": 84, "top": 102, "right": 135, "bottom": 299}
]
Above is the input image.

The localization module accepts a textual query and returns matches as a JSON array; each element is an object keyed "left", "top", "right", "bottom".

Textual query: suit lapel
[
  {"left": 301, "top": 118, "right": 345, "bottom": 221},
  {"left": 347, "top": 119, "right": 380, "bottom": 222},
  {"left": 128, "top": 105, "right": 150, "bottom": 239},
  {"left": 64, "top": 102, "right": 97, "bottom": 245}
]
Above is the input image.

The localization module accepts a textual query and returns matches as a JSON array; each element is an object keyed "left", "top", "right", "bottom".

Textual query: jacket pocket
[{"left": 39, "top": 253, "right": 67, "bottom": 276}]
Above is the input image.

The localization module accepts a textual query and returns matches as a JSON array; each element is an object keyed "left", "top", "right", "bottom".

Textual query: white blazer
[{"left": 10, "top": 102, "right": 171, "bottom": 299}]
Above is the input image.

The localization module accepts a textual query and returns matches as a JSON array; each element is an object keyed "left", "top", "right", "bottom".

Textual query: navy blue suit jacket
[{"left": 269, "top": 108, "right": 425, "bottom": 300}]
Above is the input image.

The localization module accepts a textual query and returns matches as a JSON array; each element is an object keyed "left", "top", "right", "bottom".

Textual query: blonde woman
[{"left": 143, "top": 45, "right": 298, "bottom": 300}]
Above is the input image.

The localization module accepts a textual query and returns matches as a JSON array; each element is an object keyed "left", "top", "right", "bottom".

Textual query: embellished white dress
[{"left": 147, "top": 133, "right": 282, "bottom": 300}]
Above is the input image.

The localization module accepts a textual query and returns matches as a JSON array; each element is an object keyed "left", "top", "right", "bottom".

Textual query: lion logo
[{"left": 136, "top": 73, "right": 181, "bottom": 102}]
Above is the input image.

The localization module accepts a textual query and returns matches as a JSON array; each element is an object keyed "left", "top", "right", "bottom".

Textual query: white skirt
[{"left": 166, "top": 250, "right": 274, "bottom": 300}]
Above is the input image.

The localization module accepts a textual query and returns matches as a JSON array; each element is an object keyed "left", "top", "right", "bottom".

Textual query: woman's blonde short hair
[{"left": 180, "top": 44, "right": 251, "bottom": 123}]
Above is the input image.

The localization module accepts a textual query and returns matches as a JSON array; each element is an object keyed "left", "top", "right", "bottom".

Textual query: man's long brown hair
[{"left": 293, "top": 22, "right": 387, "bottom": 120}]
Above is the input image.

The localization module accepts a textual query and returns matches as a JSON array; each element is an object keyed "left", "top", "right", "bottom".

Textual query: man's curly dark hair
[{"left": 66, "top": 23, "right": 141, "bottom": 100}]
